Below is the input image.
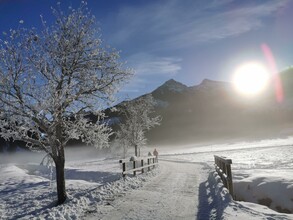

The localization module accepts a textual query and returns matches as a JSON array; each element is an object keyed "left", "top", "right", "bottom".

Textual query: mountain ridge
[{"left": 144, "top": 70, "right": 293, "bottom": 145}]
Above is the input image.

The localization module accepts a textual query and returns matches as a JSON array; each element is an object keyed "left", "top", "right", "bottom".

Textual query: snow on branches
[
  {"left": 0, "top": 1, "right": 131, "bottom": 152},
  {"left": 116, "top": 94, "right": 161, "bottom": 157},
  {"left": 0, "top": 1, "right": 132, "bottom": 204}
]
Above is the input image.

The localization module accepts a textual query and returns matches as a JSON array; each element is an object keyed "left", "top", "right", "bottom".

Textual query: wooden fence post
[
  {"left": 226, "top": 163, "right": 234, "bottom": 198},
  {"left": 122, "top": 162, "right": 126, "bottom": 178},
  {"left": 141, "top": 159, "right": 144, "bottom": 173},
  {"left": 119, "top": 159, "right": 126, "bottom": 178},
  {"left": 133, "top": 160, "right": 136, "bottom": 176}
]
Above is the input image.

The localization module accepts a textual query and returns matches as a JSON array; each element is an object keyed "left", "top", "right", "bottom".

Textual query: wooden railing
[
  {"left": 214, "top": 155, "right": 234, "bottom": 199},
  {"left": 119, "top": 156, "right": 158, "bottom": 177}
]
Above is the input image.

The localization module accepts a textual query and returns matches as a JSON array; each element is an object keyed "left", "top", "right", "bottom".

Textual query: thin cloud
[
  {"left": 109, "top": 0, "right": 288, "bottom": 51},
  {"left": 120, "top": 53, "right": 182, "bottom": 95},
  {"left": 120, "top": 76, "right": 147, "bottom": 93},
  {"left": 127, "top": 53, "right": 182, "bottom": 76},
  {"left": 119, "top": 75, "right": 155, "bottom": 99},
  {"left": 160, "top": 1, "right": 287, "bottom": 48}
]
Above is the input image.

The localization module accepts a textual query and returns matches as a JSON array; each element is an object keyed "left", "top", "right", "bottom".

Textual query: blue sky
[{"left": 0, "top": 0, "right": 293, "bottom": 100}]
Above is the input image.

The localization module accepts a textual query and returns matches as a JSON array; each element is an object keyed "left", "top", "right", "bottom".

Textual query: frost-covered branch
[
  {"left": 0, "top": 1, "right": 132, "bottom": 205},
  {"left": 116, "top": 94, "right": 161, "bottom": 156}
]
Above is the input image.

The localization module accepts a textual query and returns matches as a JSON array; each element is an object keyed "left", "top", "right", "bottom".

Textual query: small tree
[
  {"left": 0, "top": 2, "right": 131, "bottom": 205},
  {"left": 116, "top": 94, "right": 161, "bottom": 157}
]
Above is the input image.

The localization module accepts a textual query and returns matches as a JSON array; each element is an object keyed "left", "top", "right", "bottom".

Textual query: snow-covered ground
[
  {"left": 160, "top": 137, "right": 293, "bottom": 219},
  {"left": 1, "top": 137, "right": 293, "bottom": 219},
  {"left": 0, "top": 149, "right": 159, "bottom": 220}
]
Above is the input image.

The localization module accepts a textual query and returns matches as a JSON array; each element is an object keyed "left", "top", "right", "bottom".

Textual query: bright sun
[{"left": 232, "top": 62, "right": 270, "bottom": 96}]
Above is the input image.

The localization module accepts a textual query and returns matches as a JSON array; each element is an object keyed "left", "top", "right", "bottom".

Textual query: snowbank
[
  {"left": 209, "top": 170, "right": 293, "bottom": 219},
  {"left": 234, "top": 170, "right": 293, "bottom": 213},
  {"left": 0, "top": 159, "right": 159, "bottom": 220},
  {"left": 34, "top": 171, "right": 159, "bottom": 220}
]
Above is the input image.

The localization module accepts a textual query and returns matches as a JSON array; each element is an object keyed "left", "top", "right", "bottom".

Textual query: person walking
[{"left": 153, "top": 148, "right": 158, "bottom": 161}]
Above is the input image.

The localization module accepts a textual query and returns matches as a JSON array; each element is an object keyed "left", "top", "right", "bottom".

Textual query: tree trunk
[
  {"left": 54, "top": 155, "right": 67, "bottom": 205},
  {"left": 54, "top": 114, "right": 67, "bottom": 205},
  {"left": 135, "top": 145, "right": 138, "bottom": 157}
]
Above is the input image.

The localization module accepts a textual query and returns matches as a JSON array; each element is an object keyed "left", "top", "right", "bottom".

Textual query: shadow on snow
[
  {"left": 1, "top": 164, "right": 122, "bottom": 219},
  {"left": 197, "top": 172, "right": 231, "bottom": 220}
]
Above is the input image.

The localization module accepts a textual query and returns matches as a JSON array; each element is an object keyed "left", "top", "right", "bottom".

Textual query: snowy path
[{"left": 87, "top": 160, "right": 201, "bottom": 220}]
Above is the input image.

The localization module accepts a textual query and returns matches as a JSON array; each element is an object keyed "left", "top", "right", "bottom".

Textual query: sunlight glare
[{"left": 233, "top": 62, "right": 270, "bottom": 96}]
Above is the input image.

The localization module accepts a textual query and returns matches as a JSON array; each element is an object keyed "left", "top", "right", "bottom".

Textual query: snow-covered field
[{"left": 1, "top": 137, "right": 293, "bottom": 219}]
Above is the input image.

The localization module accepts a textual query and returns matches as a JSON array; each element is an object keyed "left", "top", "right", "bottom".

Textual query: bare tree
[
  {"left": 116, "top": 94, "right": 161, "bottom": 157},
  {"left": 0, "top": 2, "right": 131, "bottom": 205}
]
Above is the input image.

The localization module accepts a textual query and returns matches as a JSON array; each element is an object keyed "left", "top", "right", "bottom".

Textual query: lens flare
[{"left": 261, "top": 43, "right": 283, "bottom": 103}]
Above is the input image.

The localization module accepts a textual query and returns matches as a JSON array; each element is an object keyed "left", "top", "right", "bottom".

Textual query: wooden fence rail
[
  {"left": 214, "top": 155, "right": 234, "bottom": 199},
  {"left": 119, "top": 156, "right": 158, "bottom": 177}
]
